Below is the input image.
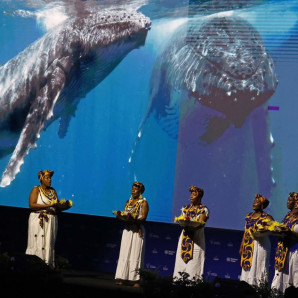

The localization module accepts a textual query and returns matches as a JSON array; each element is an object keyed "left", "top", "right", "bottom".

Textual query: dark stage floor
[
  {"left": 1, "top": 268, "right": 144, "bottom": 298},
  {"left": 62, "top": 269, "right": 144, "bottom": 297},
  {"left": 2, "top": 268, "right": 292, "bottom": 298}
]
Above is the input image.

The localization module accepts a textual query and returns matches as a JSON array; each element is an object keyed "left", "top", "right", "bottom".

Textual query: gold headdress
[{"left": 38, "top": 170, "right": 54, "bottom": 182}]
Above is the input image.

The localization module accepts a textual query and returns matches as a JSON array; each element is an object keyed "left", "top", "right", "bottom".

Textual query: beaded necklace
[
  {"left": 39, "top": 186, "right": 57, "bottom": 203},
  {"left": 125, "top": 196, "right": 143, "bottom": 218}
]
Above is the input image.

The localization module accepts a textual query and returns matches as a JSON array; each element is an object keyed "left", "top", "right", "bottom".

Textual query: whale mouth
[
  {"left": 144, "top": 21, "right": 151, "bottom": 30},
  {"left": 91, "top": 19, "right": 151, "bottom": 30}
]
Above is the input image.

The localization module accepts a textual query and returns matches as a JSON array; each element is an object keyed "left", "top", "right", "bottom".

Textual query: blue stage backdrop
[{"left": 0, "top": 0, "right": 298, "bottom": 230}]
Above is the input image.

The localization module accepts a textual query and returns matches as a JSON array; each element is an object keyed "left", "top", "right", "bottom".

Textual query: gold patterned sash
[
  {"left": 180, "top": 204, "right": 207, "bottom": 263},
  {"left": 240, "top": 212, "right": 268, "bottom": 270},
  {"left": 274, "top": 213, "right": 298, "bottom": 271}
]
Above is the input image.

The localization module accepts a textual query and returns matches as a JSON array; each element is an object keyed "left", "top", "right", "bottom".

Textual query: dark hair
[
  {"left": 132, "top": 181, "right": 145, "bottom": 194},
  {"left": 189, "top": 185, "right": 204, "bottom": 198}
]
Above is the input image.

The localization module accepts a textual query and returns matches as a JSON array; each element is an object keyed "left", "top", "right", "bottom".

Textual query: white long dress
[
  {"left": 115, "top": 198, "right": 147, "bottom": 281},
  {"left": 240, "top": 234, "right": 271, "bottom": 285},
  {"left": 271, "top": 224, "right": 298, "bottom": 293},
  {"left": 173, "top": 205, "right": 209, "bottom": 280},
  {"left": 25, "top": 188, "right": 58, "bottom": 268}
]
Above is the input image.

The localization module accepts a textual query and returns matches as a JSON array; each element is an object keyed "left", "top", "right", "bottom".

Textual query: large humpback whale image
[
  {"left": 134, "top": 14, "right": 278, "bottom": 146},
  {"left": 0, "top": 7, "right": 151, "bottom": 187}
]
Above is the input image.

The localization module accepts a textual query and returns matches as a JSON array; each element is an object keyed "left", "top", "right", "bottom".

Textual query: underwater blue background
[{"left": 0, "top": 0, "right": 298, "bottom": 230}]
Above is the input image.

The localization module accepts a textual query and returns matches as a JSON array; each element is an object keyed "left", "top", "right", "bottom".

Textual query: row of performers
[{"left": 24, "top": 170, "right": 298, "bottom": 294}]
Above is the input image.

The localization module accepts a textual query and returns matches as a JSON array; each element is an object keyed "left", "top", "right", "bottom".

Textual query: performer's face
[
  {"left": 42, "top": 174, "right": 52, "bottom": 188},
  {"left": 287, "top": 195, "right": 296, "bottom": 210},
  {"left": 252, "top": 197, "right": 262, "bottom": 211},
  {"left": 190, "top": 190, "right": 200, "bottom": 204},
  {"left": 131, "top": 185, "right": 141, "bottom": 198},
  {"left": 294, "top": 200, "right": 298, "bottom": 212}
]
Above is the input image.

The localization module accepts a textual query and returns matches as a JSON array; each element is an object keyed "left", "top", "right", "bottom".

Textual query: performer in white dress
[
  {"left": 239, "top": 194, "right": 274, "bottom": 286},
  {"left": 115, "top": 181, "right": 149, "bottom": 287},
  {"left": 25, "top": 170, "right": 71, "bottom": 268},
  {"left": 271, "top": 192, "right": 298, "bottom": 293},
  {"left": 173, "top": 186, "right": 209, "bottom": 280}
]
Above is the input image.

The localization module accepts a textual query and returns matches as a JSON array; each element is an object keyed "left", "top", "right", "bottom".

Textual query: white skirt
[
  {"left": 115, "top": 225, "right": 145, "bottom": 281},
  {"left": 25, "top": 212, "right": 58, "bottom": 268},
  {"left": 240, "top": 235, "right": 270, "bottom": 286},
  {"left": 271, "top": 249, "right": 298, "bottom": 293}
]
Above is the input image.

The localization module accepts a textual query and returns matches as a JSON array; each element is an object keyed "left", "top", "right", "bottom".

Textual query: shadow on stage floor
[{"left": 62, "top": 269, "right": 144, "bottom": 297}]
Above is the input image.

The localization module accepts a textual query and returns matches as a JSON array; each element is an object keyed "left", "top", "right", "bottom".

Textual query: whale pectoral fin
[
  {"left": 57, "top": 99, "right": 80, "bottom": 138},
  {"left": 144, "top": 66, "right": 182, "bottom": 140},
  {"left": 58, "top": 113, "right": 73, "bottom": 138},
  {"left": 155, "top": 100, "right": 181, "bottom": 139},
  {"left": 0, "top": 67, "right": 66, "bottom": 187}
]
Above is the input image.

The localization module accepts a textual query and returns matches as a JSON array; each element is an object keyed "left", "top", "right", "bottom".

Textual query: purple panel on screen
[{"left": 268, "top": 106, "right": 279, "bottom": 110}]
